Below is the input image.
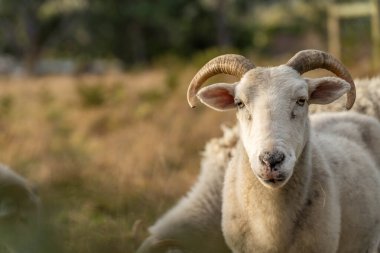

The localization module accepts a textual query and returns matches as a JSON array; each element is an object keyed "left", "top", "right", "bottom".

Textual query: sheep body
[{"left": 223, "top": 112, "right": 380, "bottom": 252}]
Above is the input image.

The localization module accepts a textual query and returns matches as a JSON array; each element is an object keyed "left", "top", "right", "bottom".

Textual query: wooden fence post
[{"left": 327, "top": 0, "right": 380, "bottom": 71}]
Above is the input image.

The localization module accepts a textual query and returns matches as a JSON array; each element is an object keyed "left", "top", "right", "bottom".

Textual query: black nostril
[{"left": 259, "top": 151, "right": 285, "bottom": 168}]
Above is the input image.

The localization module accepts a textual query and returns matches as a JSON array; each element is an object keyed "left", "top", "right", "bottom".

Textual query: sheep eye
[
  {"left": 296, "top": 98, "right": 306, "bottom": 106},
  {"left": 234, "top": 99, "right": 245, "bottom": 109}
]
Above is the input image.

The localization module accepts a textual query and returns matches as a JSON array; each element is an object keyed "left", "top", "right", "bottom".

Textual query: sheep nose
[{"left": 259, "top": 151, "right": 285, "bottom": 169}]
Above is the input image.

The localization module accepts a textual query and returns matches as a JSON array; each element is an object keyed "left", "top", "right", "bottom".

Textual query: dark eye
[
  {"left": 296, "top": 98, "right": 306, "bottom": 106},
  {"left": 234, "top": 99, "right": 245, "bottom": 109}
]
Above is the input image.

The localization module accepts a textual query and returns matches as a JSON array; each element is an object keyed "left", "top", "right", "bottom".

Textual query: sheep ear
[
  {"left": 196, "top": 83, "right": 237, "bottom": 111},
  {"left": 306, "top": 77, "right": 351, "bottom": 105}
]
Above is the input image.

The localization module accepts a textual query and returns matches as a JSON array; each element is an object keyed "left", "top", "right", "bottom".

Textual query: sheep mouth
[
  {"left": 266, "top": 177, "right": 284, "bottom": 182},
  {"left": 257, "top": 175, "right": 287, "bottom": 186},
  {"left": 263, "top": 178, "right": 285, "bottom": 184}
]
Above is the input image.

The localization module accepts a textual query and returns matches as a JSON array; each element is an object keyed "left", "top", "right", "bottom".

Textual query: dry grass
[
  {"left": 0, "top": 68, "right": 234, "bottom": 253},
  {"left": 0, "top": 56, "right": 374, "bottom": 252}
]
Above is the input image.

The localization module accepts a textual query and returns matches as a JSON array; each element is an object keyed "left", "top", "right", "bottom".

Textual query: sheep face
[{"left": 197, "top": 65, "right": 350, "bottom": 189}]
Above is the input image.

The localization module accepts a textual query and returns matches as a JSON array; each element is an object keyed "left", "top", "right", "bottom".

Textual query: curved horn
[
  {"left": 187, "top": 54, "right": 255, "bottom": 108},
  {"left": 286, "top": 49, "right": 356, "bottom": 110}
]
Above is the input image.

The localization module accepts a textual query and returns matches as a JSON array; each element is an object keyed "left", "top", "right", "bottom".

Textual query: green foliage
[
  {"left": 76, "top": 83, "right": 106, "bottom": 107},
  {"left": 76, "top": 82, "right": 127, "bottom": 108},
  {"left": 139, "top": 89, "right": 163, "bottom": 104},
  {"left": 341, "top": 17, "right": 371, "bottom": 64},
  {"left": 0, "top": 0, "right": 331, "bottom": 69},
  {"left": 0, "top": 94, "right": 14, "bottom": 116},
  {"left": 166, "top": 71, "right": 179, "bottom": 91}
]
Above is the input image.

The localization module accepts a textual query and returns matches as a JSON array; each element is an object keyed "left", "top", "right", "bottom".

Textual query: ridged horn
[
  {"left": 187, "top": 54, "right": 255, "bottom": 108},
  {"left": 286, "top": 49, "right": 356, "bottom": 109}
]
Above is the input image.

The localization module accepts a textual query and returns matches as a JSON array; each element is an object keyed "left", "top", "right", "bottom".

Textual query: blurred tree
[
  {"left": 0, "top": 0, "right": 87, "bottom": 73},
  {"left": 79, "top": 0, "right": 218, "bottom": 66},
  {"left": 0, "top": 0, "right": 351, "bottom": 69},
  {"left": 75, "top": 0, "right": 262, "bottom": 67},
  {"left": 200, "top": 0, "right": 232, "bottom": 47}
]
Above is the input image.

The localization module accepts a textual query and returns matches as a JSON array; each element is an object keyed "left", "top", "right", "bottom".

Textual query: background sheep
[
  {"left": 138, "top": 70, "right": 380, "bottom": 252},
  {"left": 0, "top": 164, "right": 41, "bottom": 253},
  {"left": 189, "top": 50, "right": 380, "bottom": 252}
]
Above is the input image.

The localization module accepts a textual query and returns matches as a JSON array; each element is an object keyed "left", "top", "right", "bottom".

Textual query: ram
[
  {"left": 137, "top": 58, "right": 380, "bottom": 253},
  {"left": 188, "top": 49, "right": 380, "bottom": 252}
]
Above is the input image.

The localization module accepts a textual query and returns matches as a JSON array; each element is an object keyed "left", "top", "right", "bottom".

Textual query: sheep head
[{"left": 188, "top": 50, "right": 355, "bottom": 189}]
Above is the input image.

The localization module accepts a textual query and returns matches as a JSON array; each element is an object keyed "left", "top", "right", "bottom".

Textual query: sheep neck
[{"left": 223, "top": 124, "right": 314, "bottom": 251}]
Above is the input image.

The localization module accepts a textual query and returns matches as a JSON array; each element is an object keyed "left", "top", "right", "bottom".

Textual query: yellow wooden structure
[{"left": 327, "top": 0, "right": 380, "bottom": 70}]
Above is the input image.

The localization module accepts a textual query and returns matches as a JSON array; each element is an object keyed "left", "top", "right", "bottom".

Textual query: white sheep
[
  {"left": 138, "top": 64, "right": 380, "bottom": 253},
  {"left": 136, "top": 125, "right": 238, "bottom": 253},
  {"left": 137, "top": 78, "right": 380, "bottom": 253},
  {"left": 0, "top": 164, "right": 41, "bottom": 253},
  {"left": 189, "top": 49, "right": 380, "bottom": 252}
]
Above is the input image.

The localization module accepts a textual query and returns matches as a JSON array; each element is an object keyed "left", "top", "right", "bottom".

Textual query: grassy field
[
  {"left": 0, "top": 53, "right": 374, "bottom": 252},
  {"left": 0, "top": 66, "right": 236, "bottom": 252}
]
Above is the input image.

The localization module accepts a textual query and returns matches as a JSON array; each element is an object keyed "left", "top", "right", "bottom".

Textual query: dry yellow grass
[
  {"left": 0, "top": 57, "right": 372, "bottom": 252},
  {"left": 0, "top": 68, "right": 234, "bottom": 253}
]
